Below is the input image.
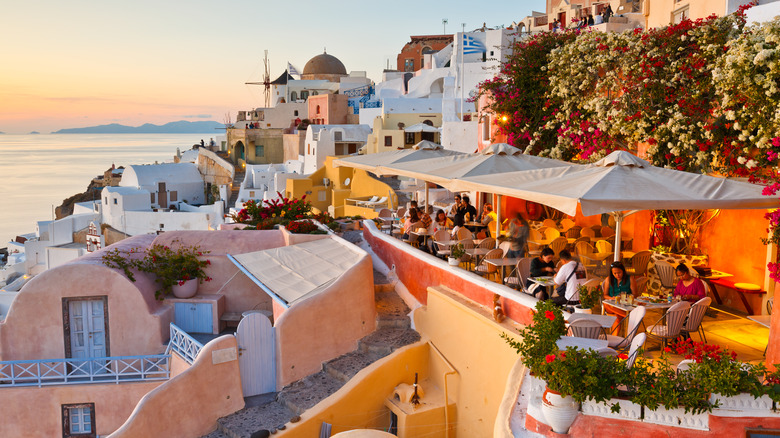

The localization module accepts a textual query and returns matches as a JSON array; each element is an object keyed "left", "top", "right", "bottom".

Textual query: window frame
[{"left": 62, "top": 403, "right": 96, "bottom": 438}]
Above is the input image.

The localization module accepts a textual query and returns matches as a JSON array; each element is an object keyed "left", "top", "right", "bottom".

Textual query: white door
[
  {"left": 236, "top": 312, "right": 275, "bottom": 396},
  {"left": 69, "top": 299, "right": 107, "bottom": 374}
]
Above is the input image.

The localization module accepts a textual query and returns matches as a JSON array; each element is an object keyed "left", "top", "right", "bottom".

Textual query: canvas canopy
[
  {"left": 228, "top": 238, "right": 364, "bottom": 307},
  {"left": 450, "top": 150, "right": 776, "bottom": 259},
  {"left": 332, "top": 140, "right": 464, "bottom": 176},
  {"left": 376, "top": 143, "right": 574, "bottom": 189}
]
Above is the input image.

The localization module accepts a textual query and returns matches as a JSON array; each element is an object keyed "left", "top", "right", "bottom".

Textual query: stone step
[
  {"left": 202, "top": 428, "right": 231, "bottom": 438},
  {"left": 277, "top": 371, "right": 345, "bottom": 415},
  {"left": 216, "top": 400, "right": 294, "bottom": 438},
  {"left": 323, "top": 350, "right": 382, "bottom": 383},
  {"left": 359, "top": 327, "right": 421, "bottom": 357}
]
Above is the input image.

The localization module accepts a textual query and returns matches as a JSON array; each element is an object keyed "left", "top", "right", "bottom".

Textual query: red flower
[
  {"left": 664, "top": 347, "right": 671, "bottom": 353},
  {"left": 618, "top": 353, "right": 628, "bottom": 360},
  {"left": 545, "top": 354, "right": 556, "bottom": 363},
  {"left": 545, "top": 310, "right": 555, "bottom": 321}
]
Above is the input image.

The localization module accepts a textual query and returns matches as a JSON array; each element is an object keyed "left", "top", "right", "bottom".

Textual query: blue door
[{"left": 174, "top": 302, "right": 213, "bottom": 333}]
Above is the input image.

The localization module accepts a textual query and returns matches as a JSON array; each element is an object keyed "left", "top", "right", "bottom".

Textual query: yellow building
[{"left": 365, "top": 98, "right": 443, "bottom": 154}]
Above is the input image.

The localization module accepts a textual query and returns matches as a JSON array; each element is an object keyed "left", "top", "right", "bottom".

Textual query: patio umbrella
[
  {"left": 332, "top": 140, "right": 464, "bottom": 176},
  {"left": 450, "top": 150, "right": 777, "bottom": 260},
  {"left": 378, "top": 143, "right": 576, "bottom": 245}
]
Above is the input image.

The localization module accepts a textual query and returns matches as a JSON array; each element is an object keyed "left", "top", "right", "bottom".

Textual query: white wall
[
  {"left": 358, "top": 108, "right": 382, "bottom": 127},
  {"left": 45, "top": 246, "right": 85, "bottom": 270},
  {"left": 441, "top": 120, "right": 479, "bottom": 153},
  {"left": 120, "top": 211, "right": 213, "bottom": 235}
]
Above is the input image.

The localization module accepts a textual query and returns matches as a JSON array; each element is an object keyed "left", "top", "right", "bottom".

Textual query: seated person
[
  {"left": 404, "top": 201, "right": 418, "bottom": 218},
  {"left": 673, "top": 263, "right": 706, "bottom": 303},
  {"left": 480, "top": 203, "right": 498, "bottom": 237},
  {"left": 420, "top": 207, "right": 433, "bottom": 232},
  {"left": 602, "top": 261, "right": 636, "bottom": 299},
  {"left": 552, "top": 250, "right": 587, "bottom": 307},
  {"left": 462, "top": 195, "right": 478, "bottom": 223},
  {"left": 433, "top": 209, "right": 453, "bottom": 232},
  {"left": 527, "top": 247, "right": 556, "bottom": 297},
  {"left": 402, "top": 208, "right": 420, "bottom": 240},
  {"left": 450, "top": 214, "right": 466, "bottom": 239}
]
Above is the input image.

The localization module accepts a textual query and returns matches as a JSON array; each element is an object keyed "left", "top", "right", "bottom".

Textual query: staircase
[
  {"left": 227, "top": 168, "right": 245, "bottom": 209},
  {"left": 368, "top": 174, "right": 412, "bottom": 210},
  {"left": 203, "top": 270, "right": 419, "bottom": 438}
]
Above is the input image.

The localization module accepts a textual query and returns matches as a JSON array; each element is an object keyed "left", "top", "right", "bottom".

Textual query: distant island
[
  {"left": 53, "top": 120, "right": 224, "bottom": 134},
  {"left": 29, "top": 131, "right": 40, "bottom": 135}
]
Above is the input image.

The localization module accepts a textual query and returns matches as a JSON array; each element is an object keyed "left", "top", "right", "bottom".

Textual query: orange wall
[
  {"left": 363, "top": 221, "right": 535, "bottom": 326},
  {"left": 109, "top": 335, "right": 244, "bottom": 438}
]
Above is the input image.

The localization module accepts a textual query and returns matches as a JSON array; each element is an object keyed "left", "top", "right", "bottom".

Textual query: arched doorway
[{"left": 234, "top": 141, "right": 245, "bottom": 163}]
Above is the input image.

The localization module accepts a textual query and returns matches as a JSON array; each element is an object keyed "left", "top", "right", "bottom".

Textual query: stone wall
[{"left": 645, "top": 252, "right": 709, "bottom": 294}]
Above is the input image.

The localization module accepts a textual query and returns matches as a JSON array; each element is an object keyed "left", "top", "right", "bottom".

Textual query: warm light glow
[{"left": 501, "top": 116, "right": 508, "bottom": 122}]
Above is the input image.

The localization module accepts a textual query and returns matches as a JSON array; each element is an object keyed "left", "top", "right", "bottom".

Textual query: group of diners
[{"left": 602, "top": 260, "right": 706, "bottom": 304}]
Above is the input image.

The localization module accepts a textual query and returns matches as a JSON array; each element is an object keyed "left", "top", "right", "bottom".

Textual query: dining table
[
  {"left": 465, "top": 247, "right": 490, "bottom": 268},
  {"left": 485, "top": 258, "right": 522, "bottom": 284},
  {"left": 602, "top": 297, "right": 673, "bottom": 334}
]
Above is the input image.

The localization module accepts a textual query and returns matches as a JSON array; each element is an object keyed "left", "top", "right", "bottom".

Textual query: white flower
[{"left": 737, "top": 156, "right": 747, "bottom": 165}]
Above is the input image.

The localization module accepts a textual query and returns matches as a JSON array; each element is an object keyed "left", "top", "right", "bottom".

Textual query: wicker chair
[
  {"left": 457, "top": 227, "right": 474, "bottom": 241},
  {"left": 625, "top": 250, "right": 652, "bottom": 277},
  {"left": 474, "top": 248, "right": 504, "bottom": 281},
  {"left": 646, "top": 301, "right": 691, "bottom": 349},
  {"left": 595, "top": 239, "right": 613, "bottom": 254},
  {"left": 505, "top": 258, "right": 532, "bottom": 292},
  {"left": 567, "top": 319, "right": 603, "bottom": 340},
  {"left": 680, "top": 297, "right": 712, "bottom": 342}
]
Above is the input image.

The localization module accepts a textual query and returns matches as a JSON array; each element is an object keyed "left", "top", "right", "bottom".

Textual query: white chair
[
  {"left": 567, "top": 319, "right": 603, "bottom": 340},
  {"left": 680, "top": 297, "right": 712, "bottom": 342},
  {"left": 605, "top": 305, "right": 646, "bottom": 352},
  {"left": 654, "top": 260, "right": 677, "bottom": 293},
  {"left": 646, "top": 301, "right": 691, "bottom": 349},
  {"left": 626, "top": 333, "right": 647, "bottom": 369},
  {"left": 364, "top": 196, "right": 388, "bottom": 208},
  {"left": 357, "top": 195, "right": 379, "bottom": 207},
  {"left": 597, "top": 347, "right": 618, "bottom": 358}
]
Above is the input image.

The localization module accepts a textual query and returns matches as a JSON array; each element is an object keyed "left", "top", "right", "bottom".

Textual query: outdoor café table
[
  {"left": 556, "top": 336, "right": 608, "bottom": 352},
  {"left": 748, "top": 315, "right": 771, "bottom": 328},
  {"left": 409, "top": 229, "right": 432, "bottom": 248},
  {"left": 528, "top": 276, "right": 555, "bottom": 297},
  {"left": 464, "top": 221, "right": 487, "bottom": 233},
  {"left": 485, "top": 258, "right": 522, "bottom": 285},
  {"left": 697, "top": 269, "right": 734, "bottom": 307},
  {"left": 465, "top": 247, "right": 490, "bottom": 268},
  {"left": 602, "top": 297, "right": 673, "bottom": 334}
]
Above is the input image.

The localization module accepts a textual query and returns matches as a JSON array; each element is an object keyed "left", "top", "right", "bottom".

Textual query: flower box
[
  {"left": 709, "top": 393, "right": 777, "bottom": 417},
  {"left": 643, "top": 405, "right": 709, "bottom": 430},
  {"left": 582, "top": 398, "right": 642, "bottom": 422}
]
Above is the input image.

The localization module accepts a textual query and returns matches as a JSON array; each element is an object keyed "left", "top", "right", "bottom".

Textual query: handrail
[
  {"left": 167, "top": 323, "right": 204, "bottom": 365},
  {"left": 0, "top": 354, "right": 170, "bottom": 388}
]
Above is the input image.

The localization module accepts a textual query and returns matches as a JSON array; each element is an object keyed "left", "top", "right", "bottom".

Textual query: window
[
  {"left": 405, "top": 132, "right": 415, "bottom": 144},
  {"left": 384, "top": 136, "right": 393, "bottom": 147},
  {"left": 150, "top": 193, "right": 155, "bottom": 204},
  {"left": 169, "top": 191, "right": 177, "bottom": 202},
  {"left": 104, "top": 197, "right": 107, "bottom": 204},
  {"left": 301, "top": 91, "right": 309, "bottom": 100},
  {"left": 62, "top": 403, "right": 95, "bottom": 438},
  {"left": 334, "top": 131, "right": 343, "bottom": 141},
  {"left": 113, "top": 198, "right": 117, "bottom": 205},
  {"left": 255, "top": 145, "right": 265, "bottom": 157},
  {"left": 671, "top": 6, "right": 688, "bottom": 24},
  {"left": 404, "top": 59, "right": 414, "bottom": 72},
  {"left": 294, "top": 110, "right": 299, "bottom": 116},
  {"left": 312, "top": 91, "right": 318, "bottom": 95},
  {"left": 318, "top": 191, "right": 327, "bottom": 202},
  {"left": 316, "top": 105, "right": 321, "bottom": 115},
  {"left": 290, "top": 91, "right": 298, "bottom": 101}
]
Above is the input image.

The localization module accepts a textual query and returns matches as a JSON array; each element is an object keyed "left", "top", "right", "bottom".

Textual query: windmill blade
[{"left": 263, "top": 49, "right": 271, "bottom": 107}]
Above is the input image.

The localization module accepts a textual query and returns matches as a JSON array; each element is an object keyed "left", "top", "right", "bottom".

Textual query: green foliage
[
  {"left": 577, "top": 284, "right": 601, "bottom": 309},
  {"left": 102, "top": 241, "right": 211, "bottom": 300}
]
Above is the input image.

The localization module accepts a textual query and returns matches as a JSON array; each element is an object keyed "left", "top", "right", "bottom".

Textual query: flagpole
[{"left": 460, "top": 23, "right": 465, "bottom": 122}]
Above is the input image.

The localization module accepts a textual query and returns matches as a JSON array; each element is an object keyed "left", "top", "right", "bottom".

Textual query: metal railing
[
  {"left": 167, "top": 323, "right": 203, "bottom": 365},
  {"left": 0, "top": 354, "right": 170, "bottom": 387}
]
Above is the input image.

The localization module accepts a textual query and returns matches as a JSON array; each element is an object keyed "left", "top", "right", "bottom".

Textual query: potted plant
[
  {"left": 449, "top": 243, "right": 466, "bottom": 266},
  {"left": 102, "top": 241, "right": 212, "bottom": 300},
  {"left": 575, "top": 284, "right": 601, "bottom": 314}
]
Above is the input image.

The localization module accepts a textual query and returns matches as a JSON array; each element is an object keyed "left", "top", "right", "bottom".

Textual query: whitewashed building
[
  {"left": 120, "top": 163, "right": 205, "bottom": 208},
  {"left": 304, "top": 125, "right": 371, "bottom": 174}
]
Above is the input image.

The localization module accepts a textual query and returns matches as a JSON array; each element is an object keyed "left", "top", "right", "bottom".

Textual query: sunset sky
[{"left": 1, "top": 1, "right": 545, "bottom": 134}]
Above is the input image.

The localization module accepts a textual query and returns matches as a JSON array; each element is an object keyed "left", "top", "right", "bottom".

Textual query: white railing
[
  {"left": 0, "top": 354, "right": 170, "bottom": 387},
  {"left": 167, "top": 323, "right": 203, "bottom": 365}
]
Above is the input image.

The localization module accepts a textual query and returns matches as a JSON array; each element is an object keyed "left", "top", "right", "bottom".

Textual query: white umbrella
[
  {"left": 332, "top": 140, "right": 463, "bottom": 176},
  {"left": 450, "top": 150, "right": 777, "bottom": 260},
  {"left": 378, "top": 143, "right": 575, "bottom": 245}
]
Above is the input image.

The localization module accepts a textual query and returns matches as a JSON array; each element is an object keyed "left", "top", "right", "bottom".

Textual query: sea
[{"left": 0, "top": 133, "right": 209, "bottom": 245}]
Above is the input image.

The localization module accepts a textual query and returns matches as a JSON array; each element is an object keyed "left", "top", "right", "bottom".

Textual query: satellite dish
[{"left": 344, "top": 178, "right": 351, "bottom": 186}]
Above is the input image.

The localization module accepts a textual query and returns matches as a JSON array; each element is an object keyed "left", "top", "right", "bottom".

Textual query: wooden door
[
  {"left": 235, "top": 312, "right": 275, "bottom": 396},
  {"left": 158, "top": 182, "right": 167, "bottom": 207}
]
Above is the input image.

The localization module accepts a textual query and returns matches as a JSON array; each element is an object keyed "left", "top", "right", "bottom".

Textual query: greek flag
[
  {"left": 287, "top": 62, "right": 301, "bottom": 79},
  {"left": 462, "top": 34, "right": 486, "bottom": 54}
]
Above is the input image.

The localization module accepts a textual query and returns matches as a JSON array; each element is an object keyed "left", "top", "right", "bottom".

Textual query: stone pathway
[{"left": 204, "top": 267, "right": 419, "bottom": 438}]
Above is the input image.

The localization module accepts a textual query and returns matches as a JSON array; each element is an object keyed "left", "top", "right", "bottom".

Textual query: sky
[{"left": 1, "top": 0, "right": 546, "bottom": 134}]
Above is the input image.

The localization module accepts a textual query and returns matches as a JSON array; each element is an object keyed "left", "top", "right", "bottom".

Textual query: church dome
[{"left": 302, "top": 52, "right": 347, "bottom": 77}]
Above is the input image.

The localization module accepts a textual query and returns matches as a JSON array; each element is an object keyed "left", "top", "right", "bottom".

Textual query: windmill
[{"left": 245, "top": 50, "right": 272, "bottom": 107}]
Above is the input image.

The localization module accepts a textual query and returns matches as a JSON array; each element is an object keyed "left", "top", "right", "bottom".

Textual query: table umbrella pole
[
  {"left": 496, "top": 194, "right": 502, "bottom": 248},
  {"left": 613, "top": 211, "right": 623, "bottom": 262}
]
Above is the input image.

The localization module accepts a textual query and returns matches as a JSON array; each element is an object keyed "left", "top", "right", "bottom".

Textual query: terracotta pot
[
  {"left": 172, "top": 279, "right": 198, "bottom": 298},
  {"left": 541, "top": 387, "right": 580, "bottom": 433}
]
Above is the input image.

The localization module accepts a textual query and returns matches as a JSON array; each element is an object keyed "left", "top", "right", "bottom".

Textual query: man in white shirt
[{"left": 553, "top": 250, "right": 586, "bottom": 306}]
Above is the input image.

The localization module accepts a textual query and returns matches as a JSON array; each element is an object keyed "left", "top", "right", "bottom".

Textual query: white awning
[{"left": 228, "top": 238, "right": 363, "bottom": 307}]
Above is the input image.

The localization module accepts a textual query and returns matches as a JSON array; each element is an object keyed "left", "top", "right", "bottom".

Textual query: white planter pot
[
  {"left": 643, "top": 405, "right": 709, "bottom": 430},
  {"left": 171, "top": 279, "right": 198, "bottom": 299},
  {"left": 573, "top": 306, "right": 593, "bottom": 314},
  {"left": 710, "top": 393, "right": 776, "bottom": 417},
  {"left": 448, "top": 257, "right": 460, "bottom": 266},
  {"left": 541, "top": 387, "right": 580, "bottom": 434},
  {"left": 582, "top": 398, "right": 642, "bottom": 421}
]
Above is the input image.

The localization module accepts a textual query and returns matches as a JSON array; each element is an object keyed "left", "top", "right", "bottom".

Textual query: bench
[{"left": 708, "top": 278, "right": 766, "bottom": 315}]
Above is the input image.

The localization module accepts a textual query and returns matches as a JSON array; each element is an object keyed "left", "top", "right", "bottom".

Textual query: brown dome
[{"left": 303, "top": 52, "right": 347, "bottom": 77}]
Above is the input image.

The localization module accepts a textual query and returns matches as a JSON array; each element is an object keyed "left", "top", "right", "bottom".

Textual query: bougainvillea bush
[{"left": 230, "top": 192, "right": 338, "bottom": 233}]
